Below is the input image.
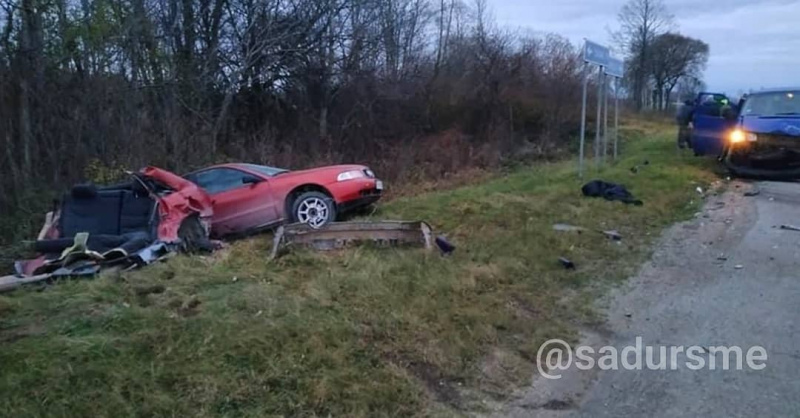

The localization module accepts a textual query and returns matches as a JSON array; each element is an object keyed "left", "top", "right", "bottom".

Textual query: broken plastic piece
[
  {"left": 553, "top": 223, "right": 588, "bottom": 233},
  {"left": 435, "top": 236, "right": 456, "bottom": 255},
  {"left": 558, "top": 257, "right": 576, "bottom": 270}
]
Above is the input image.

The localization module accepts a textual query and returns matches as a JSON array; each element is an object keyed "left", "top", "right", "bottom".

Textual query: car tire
[{"left": 291, "top": 191, "right": 336, "bottom": 229}]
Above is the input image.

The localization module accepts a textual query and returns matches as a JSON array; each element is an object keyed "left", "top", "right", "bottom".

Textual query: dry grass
[{"left": 0, "top": 119, "right": 720, "bottom": 417}]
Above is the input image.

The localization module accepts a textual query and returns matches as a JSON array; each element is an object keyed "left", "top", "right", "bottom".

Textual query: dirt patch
[
  {"left": 540, "top": 398, "right": 577, "bottom": 410},
  {"left": 0, "top": 323, "right": 45, "bottom": 344},
  {"left": 178, "top": 297, "right": 202, "bottom": 317}
]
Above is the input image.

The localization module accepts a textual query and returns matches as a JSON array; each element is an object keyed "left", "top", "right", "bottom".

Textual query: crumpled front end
[
  {"left": 139, "top": 166, "right": 214, "bottom": 243},
  {"left": 725, "top": 120, "right": 800, "bottom": 179}
]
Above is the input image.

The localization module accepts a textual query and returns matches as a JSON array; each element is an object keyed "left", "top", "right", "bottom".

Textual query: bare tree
[
  {"left": 649, "top": 32, "right": 708, "bottom": 110},
  {"left": 614, "top": 0, "right": 673, "bottom": 110},
  {"left": 0, "top": 0, "right": 588, "bottom": 245}
]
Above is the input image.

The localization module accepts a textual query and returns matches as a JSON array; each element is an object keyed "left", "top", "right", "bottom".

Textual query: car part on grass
[
  {"left": 271, "top": 221, "right": 433, "bottom": 258},
  {"left": 602, "top": 230, "right": 623, "bottom": 241},
  {"left": 558, "top": 257, "right": 576, "bottom": 270},
  {"left": 10, "top": 167, "right": 214, "bottom": 290},
  {"left": 744, "top": 189, "right": 761, "bottom": 197},
  {"left": 0, "top": 273, "right": 54, "bottom": 293},
  {"left": 553, "top": 224, "right": 623, "bottom": 241},
  {"left": 435, "top": 235, "right": 456, "bottom": 255},
  {"left": 630, "top": 160, "right": 650, "bottom": 174},
  {"left": 553, "top": 223, "right": 589, "bottom": 233}
]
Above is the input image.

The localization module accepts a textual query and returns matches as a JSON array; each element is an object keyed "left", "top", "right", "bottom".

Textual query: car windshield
[
  {"left": 241, "top": 164, "right": 289, "bottom": 177},
  {"left": 742, "top": 91, "right": 800, "bottom": 117}
]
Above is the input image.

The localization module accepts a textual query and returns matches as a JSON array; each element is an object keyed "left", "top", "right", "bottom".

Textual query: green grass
[{"left": 0, "top": 119, "right": 719, "bottom": 417}]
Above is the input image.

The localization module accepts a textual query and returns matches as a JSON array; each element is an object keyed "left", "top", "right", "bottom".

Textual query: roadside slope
[
  {"left": 0, "top": 120, "right": 719, "bottom": 417},
  {"left": 498, "top": 180, "right": 800, "bottom": 417}
]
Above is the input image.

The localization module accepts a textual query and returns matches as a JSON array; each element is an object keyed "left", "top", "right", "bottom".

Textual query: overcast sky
[{"left": 490, "top": 0, "right": 800, "bottom": 95}]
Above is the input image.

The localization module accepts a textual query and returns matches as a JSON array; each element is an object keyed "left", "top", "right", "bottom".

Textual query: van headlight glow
[
  {"left": 730, "top": 129, "right": 746, "bottom": 144},
  {"left": 731, "top": 130, "right": 758, "bottom": 144},
  {"left": 337, "top": 170, "right": 366, "bottom": 182}
]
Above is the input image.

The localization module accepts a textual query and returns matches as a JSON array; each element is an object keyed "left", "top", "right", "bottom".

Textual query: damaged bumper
[
  {"left": 725, "top": 136, "right": 800, "bottom": 179},
  {"left": 271, "top": 221, "right": 433, "bottom": 258}
]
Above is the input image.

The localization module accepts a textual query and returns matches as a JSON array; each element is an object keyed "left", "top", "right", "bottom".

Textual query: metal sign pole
[
  {"left": 578, "top": 63, "right": 589, "bottom": 178},
  {"left": 614, "top": 78, "right": 619, "bottom": 159},
  {"left": 594, "top": 66, "right": 604, "bottom": 167},
  {"left": 582, "top": 39, "right": 612, "bottom": 175},
  {"left": 603, "top": 74, "right": 609, "bottom": 163}
]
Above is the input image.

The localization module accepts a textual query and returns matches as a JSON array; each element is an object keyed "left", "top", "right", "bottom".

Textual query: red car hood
[{"left": 273, "top": 164, "right": 369, "bottom": 183}]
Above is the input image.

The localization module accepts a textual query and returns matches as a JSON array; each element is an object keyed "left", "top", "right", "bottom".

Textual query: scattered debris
[
  {"left": 735, "top": 265, "right": 744, "bottom": 270},
  {"left": 709, "top": 201, "right": 726, "bottom": 210},
  {"left": 271, "top": 221, "right": 434, "bottom": 258},
  {"left": 582, "top": 180, "right": 643, "bottom": 206},
  {"left": 553, "top": 223, "right": 587, "bottom": 233},
  {"left": 541, "top": 399, "right": 576, "bottom": 411},
  {"left": 629, "top": 160, "right": 651, "bottom": 174},
  {"left": 435, "top": 236, "right": 456, "bottom": 256},
  {"left": 744, "top": 189, "right": 761, "bottom": 197},
  {"left": 553, "top": 224, "right": 622, "bottom": 241},
  {"left": 696, "top": 187, "right": 704, "bottom": 195},
  {"left": 558, "top": 257, "right": 576, "bottom": 270},
  {"left": 779, "top": 224, "right": 800, "bottom": 232}
]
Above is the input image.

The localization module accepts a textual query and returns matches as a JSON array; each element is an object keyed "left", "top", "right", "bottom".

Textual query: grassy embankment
[{"left": 0, "top": 118, "right": 719, "bottom": 417}]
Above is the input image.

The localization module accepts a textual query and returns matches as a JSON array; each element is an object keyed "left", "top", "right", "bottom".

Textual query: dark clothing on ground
[{"left": 581, "top": 180, "right": 643, "bottom": 206}]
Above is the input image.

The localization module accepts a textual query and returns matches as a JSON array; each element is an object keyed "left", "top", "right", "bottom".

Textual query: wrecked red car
[
  {"left": 183, "top": 163, "right": 383, "bottom": 235},
  {"left": 10, "top": 167, "right": 213, "bottom": 281}
]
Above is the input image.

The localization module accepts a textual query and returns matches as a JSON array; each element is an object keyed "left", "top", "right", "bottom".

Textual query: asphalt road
[{"left": 497, "top": 181, "right": 800, "bottom": 417}]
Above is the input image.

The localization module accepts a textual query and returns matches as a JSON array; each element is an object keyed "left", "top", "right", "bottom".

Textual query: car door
[
  {"left": 691, "top": 93, "right": 737, "bottom": 156},
  {"left": 185, "top": 168, "right": 279, "bottom": 236}
]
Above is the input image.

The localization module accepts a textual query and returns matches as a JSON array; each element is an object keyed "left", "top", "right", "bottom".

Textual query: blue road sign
[
  {"left": 605, "top": 57, "right": 624, "bottom": 78},
  {"left": 584, "top": 40, "right": 609, "bottom": 67}
]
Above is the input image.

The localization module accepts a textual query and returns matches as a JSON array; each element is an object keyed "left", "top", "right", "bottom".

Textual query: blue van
[{"left": 691, "top": 88, "right": 800, "bottom": 178}]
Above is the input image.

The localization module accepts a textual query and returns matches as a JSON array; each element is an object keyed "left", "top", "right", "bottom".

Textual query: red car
[{"left": 184, "top": 163, "right": 383, "bottom": 236}]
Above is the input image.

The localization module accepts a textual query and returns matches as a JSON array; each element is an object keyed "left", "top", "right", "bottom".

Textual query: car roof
[
  {"left": 748, "top": 87, "right": 800, "bottom": 95},
  {"left": 190, "top": 163, "right": 258, "bottom": 171}
]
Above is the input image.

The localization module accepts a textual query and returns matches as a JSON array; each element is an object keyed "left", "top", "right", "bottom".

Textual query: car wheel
[{"left": 292, "top": 192, "right": 336, "bottom": 229}]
